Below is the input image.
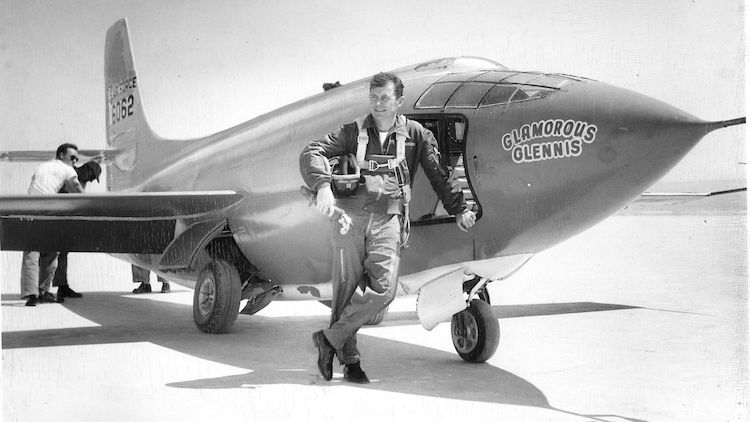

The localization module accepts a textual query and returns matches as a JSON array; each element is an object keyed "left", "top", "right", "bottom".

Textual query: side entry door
[{"left": 407, "top": 114, "right": 480, "bottom": 225}]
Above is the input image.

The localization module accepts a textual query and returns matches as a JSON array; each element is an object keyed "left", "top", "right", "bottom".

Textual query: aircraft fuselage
[{"left": 124, "top": 57, "right": 713, "bottom": 297}]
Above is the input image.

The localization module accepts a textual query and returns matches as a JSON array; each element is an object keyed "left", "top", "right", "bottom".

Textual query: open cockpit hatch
[{"left": 407, "top": 114, "right": 481, "bottom": 225}]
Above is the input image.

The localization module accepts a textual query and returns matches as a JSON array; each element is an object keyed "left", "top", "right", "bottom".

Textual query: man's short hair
[
  {"left": 56, "top": 143, "right": 78, "bottom": 160},
  {"left": 370, "top": 72, "right": 404, "bottom": 98}
]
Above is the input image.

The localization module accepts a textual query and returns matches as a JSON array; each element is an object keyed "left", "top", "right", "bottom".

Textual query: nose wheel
[{"left": 451, "top": 297, "right": 499, "bottom": 363}]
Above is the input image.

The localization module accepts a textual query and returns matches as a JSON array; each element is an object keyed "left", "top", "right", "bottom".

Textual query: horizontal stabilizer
[{"left": 0, "top": 149, "right": 122, "bottom": 163}]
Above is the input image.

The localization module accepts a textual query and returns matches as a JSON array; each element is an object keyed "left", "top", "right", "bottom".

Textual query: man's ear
[{"left": 396, "top": 96, "right": 405, "bottom": 107}]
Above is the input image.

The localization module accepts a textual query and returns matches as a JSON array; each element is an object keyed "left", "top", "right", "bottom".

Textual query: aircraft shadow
[{"left": 2, "top": 291, "right": 643, "bottom": 420}]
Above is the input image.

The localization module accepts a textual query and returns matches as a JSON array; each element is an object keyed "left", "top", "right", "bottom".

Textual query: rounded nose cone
[
  {"left": 571, "top": 82, "right": 714, "bottom": 187},
  {"left": 583, "top": 81, "right": 709, "bottom": 143},
  {"left": 476, "top": 80, "right": 727, "bottom": 256}
]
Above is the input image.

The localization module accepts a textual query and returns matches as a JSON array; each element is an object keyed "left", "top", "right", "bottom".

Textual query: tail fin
[
  {"left": 2, "top": 20, "right": 183, "bottom": 190},
  {"left": 105, "top": 19, "right": 176, "bottom": 190}
]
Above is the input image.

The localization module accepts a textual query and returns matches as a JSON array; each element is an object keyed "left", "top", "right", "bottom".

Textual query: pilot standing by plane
[
  {"left": 300, "top": 72, "right": 476, "bottom": 383},
  {"left": 20, "top": 143, "right": 85, "bottom": 306}
]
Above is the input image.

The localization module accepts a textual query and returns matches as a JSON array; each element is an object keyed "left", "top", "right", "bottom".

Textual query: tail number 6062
[{"left": 111, "top": 94, "right": 134, "bottom": 124}]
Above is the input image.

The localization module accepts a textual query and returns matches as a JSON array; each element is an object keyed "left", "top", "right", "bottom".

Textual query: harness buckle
[{"left": 367, "top": 160, "right": 390, "bottom": 172}]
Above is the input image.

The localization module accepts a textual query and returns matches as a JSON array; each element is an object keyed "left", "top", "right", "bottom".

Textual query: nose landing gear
[{"left": 450, "top": 277, "right": 499, "bottom": 363}]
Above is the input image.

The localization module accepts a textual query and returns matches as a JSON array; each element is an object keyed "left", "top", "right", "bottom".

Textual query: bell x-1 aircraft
[{"left": 0, "top": 18, "right": 744, "bottom": 363}]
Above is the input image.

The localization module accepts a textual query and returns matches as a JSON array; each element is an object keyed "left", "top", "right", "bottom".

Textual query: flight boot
[
  {"left": 24, "top": 295, "right": 38, "bottom": 307},
  {"left": 58, "top": 285, "right": 83, "bottom": 298},
  {"left": 343, "top": 362, "right": 369, "bottom": 384},
  {"left": 132, "top": 282, "right": 152, "bottom": 294},
  {"left": 312, "top": 330, "right": 335, "bottom": 380},
  {"left": 39, "top": 291, "right": 63, "bottom": 303}
]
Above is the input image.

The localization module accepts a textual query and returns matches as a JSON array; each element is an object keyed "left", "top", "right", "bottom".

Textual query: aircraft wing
[
  {"left": 0, "top": 191, "right": 243, "bottom": 253},
  {"left": 622, "top": 186, "right": 746, "bottom": 215}
]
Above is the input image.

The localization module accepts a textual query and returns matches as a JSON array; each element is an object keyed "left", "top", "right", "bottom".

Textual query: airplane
[{"left": 0, "top": 18, "right": 744, "bottom": 364}]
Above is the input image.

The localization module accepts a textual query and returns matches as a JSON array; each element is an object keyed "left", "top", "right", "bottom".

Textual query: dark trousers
[
  {"left": 132, "top": 265, "right": 166, "bottom": 283},
  {"left": 52, "top": 251, "right": 70, "bottom": 287}
]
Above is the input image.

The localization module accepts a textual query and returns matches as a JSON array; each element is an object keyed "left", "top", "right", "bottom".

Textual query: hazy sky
[
  {"left": 0, "top": 0, "right": 745, "bottom": 184},
  {"left": 0, "top": 0, "right": 745, "bottom": 286}
]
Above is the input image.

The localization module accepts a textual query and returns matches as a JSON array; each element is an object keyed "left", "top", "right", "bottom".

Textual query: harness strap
[
  {"left": 355, "top": 116, "right": 368, "bottom": 165},
  {"left": 352, "top": 116, "right": 412, "bottom": 246},
  {"left": 355, "top": 115, "right": 406, "bottom": 170}
]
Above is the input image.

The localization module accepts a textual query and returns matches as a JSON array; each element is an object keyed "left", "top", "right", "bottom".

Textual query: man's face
[
  {"left": 59, "top": 148, "right": 79, "bottom": 167},
  {"left": 369, "top": 81, "right": 403, "bottom": 124}
]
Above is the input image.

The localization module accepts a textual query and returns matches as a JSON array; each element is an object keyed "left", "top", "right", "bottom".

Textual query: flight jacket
[{"left": 300, "top": 114, "right": 466, "bottom": 216}]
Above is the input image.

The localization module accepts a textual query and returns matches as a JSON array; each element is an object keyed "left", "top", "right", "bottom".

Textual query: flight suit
[{"left": 300, "top": 114, "right": 466, "bottom": 364}]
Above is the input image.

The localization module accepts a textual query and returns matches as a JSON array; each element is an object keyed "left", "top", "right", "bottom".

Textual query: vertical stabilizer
[{"left": 104, "top": 19, "right": 168, "bottom": 190}]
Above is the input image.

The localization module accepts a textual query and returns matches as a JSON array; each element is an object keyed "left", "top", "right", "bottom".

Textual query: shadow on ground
[{"left": 2, "top": 291, "right": 643, "bottom": 420}]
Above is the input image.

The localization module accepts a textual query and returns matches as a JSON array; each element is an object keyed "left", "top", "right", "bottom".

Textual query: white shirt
[
  {"left": 27, "top": 159, "right": 77, "bottom": 195},
  {"left": 378, "top": 131, "right": 389, "bottom": 150}
]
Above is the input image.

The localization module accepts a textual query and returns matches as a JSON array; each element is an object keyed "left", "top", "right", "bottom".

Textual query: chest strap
[{"left": 355, "top": 115, "right": 406, "bottom": 171}]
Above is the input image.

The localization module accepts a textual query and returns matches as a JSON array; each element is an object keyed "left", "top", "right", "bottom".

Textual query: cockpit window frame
[
  {"left": 437, "top": 71, "right": 488, "bottom": 83},
  {"left": 414, "top": 82, "right": 462, "bottom": 109},
  {"left": 445, "top": 82, "right": 495, "bottom": 109},
  {"left": 478, "top": 85, "right": 557, "bottom": 108},
  {"left": 414, "top": 71, "right": 580, "bottom": 110},
  {"left": 477, "top": 84, "right": 520, "bottom": 108}
]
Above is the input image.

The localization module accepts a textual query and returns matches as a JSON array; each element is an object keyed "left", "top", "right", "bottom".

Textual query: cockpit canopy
[{"left": 415, "top": 70, "right": 590, "bottom": 109}]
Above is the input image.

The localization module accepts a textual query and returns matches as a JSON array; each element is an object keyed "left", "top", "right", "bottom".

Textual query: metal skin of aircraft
[{"left": 0, "top": 19, "right": 744, "bottom": 363}]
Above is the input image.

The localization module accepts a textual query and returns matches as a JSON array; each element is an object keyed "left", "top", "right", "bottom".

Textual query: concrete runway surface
[{"left": 2, "top": 192, "right": 746, "bottom": 422}]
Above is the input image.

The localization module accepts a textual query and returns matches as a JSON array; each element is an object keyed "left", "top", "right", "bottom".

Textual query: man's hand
[
  {"left": 456, "top": 209, "right": 476, "bottom": 232},
  {"left": 316, "top": 185, "right": 335, "bottom": 217}
]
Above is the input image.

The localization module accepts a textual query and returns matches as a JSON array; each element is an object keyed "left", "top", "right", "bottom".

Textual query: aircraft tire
[
  {"left": 451, "top": 299, "right": 499, "bottom": 363},
  {"left": 193, "top": 259, "right": 242, "bottom": 334},
  {"left": 365, "top": 306, "right": 389, "bottom": 325}
]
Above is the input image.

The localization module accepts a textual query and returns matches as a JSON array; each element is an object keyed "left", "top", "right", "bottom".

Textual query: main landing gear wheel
[
  {"left": 193, "top": 259, "right": 241, "bottom": 333},
  {"left": 451, "top": 299, "right": 500, "bottom": 363}
]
